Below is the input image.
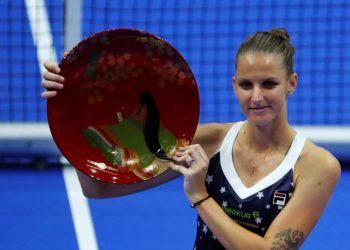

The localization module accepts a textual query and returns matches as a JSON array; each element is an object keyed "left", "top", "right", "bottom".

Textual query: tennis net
[{"left": 1, "top": 0, "right": 349, "bottom": 163}]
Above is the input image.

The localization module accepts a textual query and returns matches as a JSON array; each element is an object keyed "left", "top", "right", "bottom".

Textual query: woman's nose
[{"left": 251, "top": 87, "right": 264, "bottom": 103}]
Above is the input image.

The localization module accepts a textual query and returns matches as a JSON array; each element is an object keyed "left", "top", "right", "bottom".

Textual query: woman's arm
[
  {"left": 169, "top": 141, "right": 341, "bottom": 249},
  {"left": 262, "top": 143, "right": 341, "bottom": 248}
]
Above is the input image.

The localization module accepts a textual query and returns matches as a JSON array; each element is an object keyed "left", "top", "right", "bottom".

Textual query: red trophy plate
[{"left": 47, "top": 28, "right": 200, "bottom": 184}]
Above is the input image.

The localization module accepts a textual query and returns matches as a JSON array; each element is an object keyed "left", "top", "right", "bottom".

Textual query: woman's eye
[
  {"left": 238, "top": 81, "right": 252, "bottom": 89},
  {"left": 262, "top": 80, "right": 278, "bottom": 89}
]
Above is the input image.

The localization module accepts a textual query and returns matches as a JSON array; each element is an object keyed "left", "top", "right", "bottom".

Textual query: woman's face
[{"left": 233, "top": 52, "right": 297, "bottom": 126}]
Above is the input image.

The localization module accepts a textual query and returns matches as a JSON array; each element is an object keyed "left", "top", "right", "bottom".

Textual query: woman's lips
[{"left": 250, "top": 106, "right": 268, "bottom": 110}]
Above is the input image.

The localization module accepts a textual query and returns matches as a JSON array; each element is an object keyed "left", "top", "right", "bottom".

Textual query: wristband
[{"left": 191, "top": 195, "right": 211, "bottom": 208}]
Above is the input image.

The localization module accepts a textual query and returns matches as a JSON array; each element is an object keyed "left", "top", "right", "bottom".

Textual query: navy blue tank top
[{"left": 193, "top": 121, "right": 305, "bottom": 250}]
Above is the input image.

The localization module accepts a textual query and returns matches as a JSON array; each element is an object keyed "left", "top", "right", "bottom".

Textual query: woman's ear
[
  {"left": 287, "top": 73, "right": 298, "bottom": 96},
  {"left": 232, "top": 75, "right": 237, "bottom": 95}
]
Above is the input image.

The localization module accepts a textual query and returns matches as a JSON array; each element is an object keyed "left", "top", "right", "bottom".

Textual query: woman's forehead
[
  {"left": 236, "top": 52, "right": 286, "bottom": 76},
  {"left": 237, "top": 52, "right": 283, "bottom": 66}
]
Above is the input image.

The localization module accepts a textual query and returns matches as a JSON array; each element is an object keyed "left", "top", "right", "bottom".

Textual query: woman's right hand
[
  {"left": 41, "top": 61, "right": 65, "bottom": 99},
  {"left": 169, "top": 144, "right": 210, "bottom": 205}
]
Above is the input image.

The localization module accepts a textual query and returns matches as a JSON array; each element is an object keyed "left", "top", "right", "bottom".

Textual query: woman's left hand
[{"left": 169, "top": 144, "right": 210, "bottom": 204}]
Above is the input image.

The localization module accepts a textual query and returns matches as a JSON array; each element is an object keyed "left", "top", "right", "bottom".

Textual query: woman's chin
[{"left": 247, "top": 114, "right": 274, "bottom": 127}]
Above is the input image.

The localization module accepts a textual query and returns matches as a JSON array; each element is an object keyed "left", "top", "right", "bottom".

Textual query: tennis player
[{"left": 41, "top": 28, "right": 340, "bottom": 249}]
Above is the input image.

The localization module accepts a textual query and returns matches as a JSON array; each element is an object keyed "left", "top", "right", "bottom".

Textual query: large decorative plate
[{"left": 47, "top": 28, "right": 200, "bottom": 184}]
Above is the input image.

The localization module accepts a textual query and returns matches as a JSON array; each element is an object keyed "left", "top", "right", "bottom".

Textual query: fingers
[
  {"left": 173, "top": 152, "right": 194, "bottom": 167},
  {"left": 41, "top": 91, "right": 58, "bottom": 99},
  {"left": 170, "top": 144, "right": 209, "bottom": 175},
  {"left": 168, "top": 162, "right": 191, "bottom": 176},
  {"left": 43, "top": 70, "right": 65, "bottom": 83},
  {"left": 175, "top": 144, "right": 209, "bottom": 167},
  {"left": 41, "top": 79, "right": 64, "bottom": 90},
  {"left": 42, "top": 61, "right": 64, "bottom": 86},
  {"left": 43, "top": 61, "right": 61, "bottom": 74},
  {"left": 41, "top": 61, "right": 64, "bottom": 99}
]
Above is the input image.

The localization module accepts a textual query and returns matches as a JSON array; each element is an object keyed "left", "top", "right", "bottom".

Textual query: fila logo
[{"left": 272, "top": 191, "right": 287, "bottom": 206}]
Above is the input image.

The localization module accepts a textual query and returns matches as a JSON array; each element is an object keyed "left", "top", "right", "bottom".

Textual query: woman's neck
[{"left": 241, "top": 119, "right": 295, "bottom": 153}]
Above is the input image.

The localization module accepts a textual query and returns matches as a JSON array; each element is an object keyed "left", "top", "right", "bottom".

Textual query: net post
[{"left": 64, "top": 0, "right": 82, "bottom": 52}]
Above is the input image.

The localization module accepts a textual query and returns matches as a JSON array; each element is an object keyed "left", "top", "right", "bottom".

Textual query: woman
[{"left": 42, "top": 28, "right": 340, "bottom": 249}]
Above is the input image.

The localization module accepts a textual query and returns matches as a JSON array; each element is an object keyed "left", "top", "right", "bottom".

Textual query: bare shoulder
[
  {"left": 296, "top": 140, "right": 341, "bottom": 185},
  {"left": 193, "top": 122, "right": 234, "bottom": 158},
  {"left": 194, "top": 122, "right": 233, "bottom": 142}
]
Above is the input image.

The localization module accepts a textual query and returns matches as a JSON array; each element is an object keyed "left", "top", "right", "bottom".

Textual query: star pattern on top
[
  {"left": 255, "top": 217, "right": 262, "bottom": 224},
  {"left": 220, "top": 186, "right": 226, "bottom": 194},
  {"left": 192, "top": 125, "right": 303, "bottom": 248},
  {"left": 206, "top": 174, "right": 214, "bottom": 184},
  {"left": 202, "top": 224, "right": 208, "bottom": 234},
  {"left": 256, "top": 191, "right": 264, "bottom": 199}
]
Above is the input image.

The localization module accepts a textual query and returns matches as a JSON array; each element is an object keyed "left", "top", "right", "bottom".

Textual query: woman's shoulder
[
  {"left": 296, "top": 140, "right": 341, "bottom": 182},
  {"left": 193, "top": 122, "right": 235, "bottom": 157},
  {"left": 198, "top": 122, "right": 233, "bottom": 134},
  {"left": 194, "top": 122, "right": 234, "bottom": 142}
]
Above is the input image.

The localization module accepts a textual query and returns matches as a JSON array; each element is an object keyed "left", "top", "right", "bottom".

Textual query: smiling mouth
[{"left": 249, "top": 106, "right": 269, "bottom": 110}]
